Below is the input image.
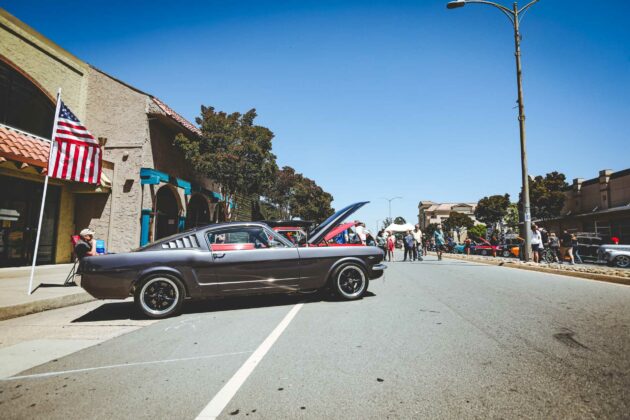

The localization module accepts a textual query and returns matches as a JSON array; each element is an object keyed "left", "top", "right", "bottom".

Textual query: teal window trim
[
  {"left": 140, "top": 168, "right": 192, "bottom": 195},
  {"left": 191, "top": 184, "right": 223, "bottom": 202}
]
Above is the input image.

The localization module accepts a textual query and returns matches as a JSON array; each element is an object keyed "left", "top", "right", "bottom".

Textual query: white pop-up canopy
[{"left": 384, "top": 223, "right": 415, "bottom": 233}]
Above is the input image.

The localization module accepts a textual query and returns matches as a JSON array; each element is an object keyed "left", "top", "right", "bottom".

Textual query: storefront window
[{"left": 0, "top": 177, "right": 60, "bottom": 267}]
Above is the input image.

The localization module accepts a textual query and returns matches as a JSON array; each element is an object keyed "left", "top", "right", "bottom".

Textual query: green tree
[
  {"left": 475, "top": 194, "right": 511, "bottom": 231},
  {"left": 443, "top": 211, "right": 474, "bottom": 241},
  {"left": 381, "top": 217, "right": 393, "bottom": 230},
  {"left": 175, "top": 106, "right": 277, "bottom": 220},
  {"left": 521, "top": 172, "right": 568, "bottom": 221},
  {"left": 504, "top": 203, "right": 520, "bottom": 231},
  {"left": 467, "top": 223, "right": 487, "bottom": 240},
  {"left": 394, "top": 216, "right": 407, "bottom": 225},
  {"left": 265, "top": 166, "right": 334, "bottom": 223}
]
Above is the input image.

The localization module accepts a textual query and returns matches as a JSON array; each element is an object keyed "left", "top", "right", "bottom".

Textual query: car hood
[
  {"left": 324, "top": 222, "right": 355, "bottom": 242},
  {"left": 308, "top": 202, "right": 368, "bottom": 245}
]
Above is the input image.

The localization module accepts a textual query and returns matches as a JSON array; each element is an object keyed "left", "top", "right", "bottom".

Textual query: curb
[
  {"left": 0, "top": 292, "right": 96, "bottom": 321},
  {"left": 438, "top": 253, "right": 630, "bottom": 286}
]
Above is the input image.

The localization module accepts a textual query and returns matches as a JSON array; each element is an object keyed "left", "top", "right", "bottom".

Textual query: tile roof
[
  {"left": 0, "top": 124, "right": 50, "bottom": 169},
  {"left": 151, "top": 97, "right": 202, "bottom": 137}
]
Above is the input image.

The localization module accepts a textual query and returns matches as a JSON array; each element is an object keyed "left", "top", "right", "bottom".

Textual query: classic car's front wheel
[
  {"left": 135, "top": 274, "right": 185, "bottom": 319},
  {"left": 331, "top": 263, "right": 368, "bottom": 300}
]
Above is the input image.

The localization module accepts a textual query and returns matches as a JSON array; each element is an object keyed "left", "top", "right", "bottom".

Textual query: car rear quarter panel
[{"left": 81, "top": 249, "right": 210, "bottom": 299}]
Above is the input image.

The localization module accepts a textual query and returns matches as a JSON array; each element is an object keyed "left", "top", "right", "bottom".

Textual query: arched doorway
[
  {"left": 186, "top": 194, "right": 210, "bottom": 229},
  {"left": 155, "top": 186, "right": 180, "bottom": 240},
  {"left": 213, "top": 202, "right": 226, "bottom": 223}
]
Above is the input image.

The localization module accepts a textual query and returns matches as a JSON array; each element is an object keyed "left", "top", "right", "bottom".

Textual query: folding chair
[{"left": 63, "top": 235, "right": 81, "bottom": 286}]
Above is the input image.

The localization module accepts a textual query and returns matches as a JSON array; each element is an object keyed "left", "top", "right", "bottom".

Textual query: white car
[{"left": 597, "top": 244, "right": 630, "bottom": 268}]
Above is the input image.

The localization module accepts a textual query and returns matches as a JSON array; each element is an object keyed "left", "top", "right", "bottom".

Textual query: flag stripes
[{"left": 48, "top": 101, "right": 101, "bottom": 184}]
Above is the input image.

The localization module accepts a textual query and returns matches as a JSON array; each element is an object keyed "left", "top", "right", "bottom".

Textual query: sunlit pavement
[{"left": 1, "top": 256, "right": 629, "bottom": 419}]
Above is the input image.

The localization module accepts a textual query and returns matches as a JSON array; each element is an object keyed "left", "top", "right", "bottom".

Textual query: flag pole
[{"left": 27, "top": 88, "right": 62, "bottom": 295}]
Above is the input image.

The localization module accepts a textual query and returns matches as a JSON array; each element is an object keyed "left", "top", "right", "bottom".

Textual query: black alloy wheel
[
  {"left": 135, "top": 274, "right": 185, "bottom": 319},
  {"left": 332, "top": 263, "right": 368, "bottom": 300}
]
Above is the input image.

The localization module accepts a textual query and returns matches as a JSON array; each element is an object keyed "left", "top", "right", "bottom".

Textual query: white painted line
[
  {"left": 195, "top": 303, "right": 304, "bottom": 420},
  {"left": 1, "top": 351, "right": 252, "bottom": 381}
]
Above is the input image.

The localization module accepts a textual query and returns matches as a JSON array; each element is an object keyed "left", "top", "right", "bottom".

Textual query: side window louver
[{"left": 161, "top": 234, "right": 200, "bottom": 249}]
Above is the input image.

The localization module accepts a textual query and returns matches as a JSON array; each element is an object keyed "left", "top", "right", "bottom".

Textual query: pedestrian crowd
[{"left": 529, "top": 224, "right": 581, "bottom": 264}]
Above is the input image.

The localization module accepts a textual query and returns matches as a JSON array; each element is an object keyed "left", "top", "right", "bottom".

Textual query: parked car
[
  {"left": 575, "top": 233, "right": 605, "bottom": 262},
  {"left": 265, "top": 220, "right": 313, "bottom": 245},
  {"left": 498, "top": 238, "right": 522, "bottom": 258},
  {"left": 472, "top": 238, "right": 500, "bottom": 256},
  {"left": 597, "top": 244, "right": 630, "bottom": 268},
  {"left": 80, "top": 202, "right": 386, "bottom": 318}
]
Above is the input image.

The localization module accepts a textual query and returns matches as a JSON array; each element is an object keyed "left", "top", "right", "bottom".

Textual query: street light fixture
[
  {"left": 446, "top": 0, "right": 540, "bottom": 261},
  {"left": 380, "top": 196, "right": 403, "bottom": 222}
]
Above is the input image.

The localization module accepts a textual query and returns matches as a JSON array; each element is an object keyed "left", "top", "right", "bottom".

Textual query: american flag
[{"left": 48, "top": 102, "right": 102, "bottom": 184}]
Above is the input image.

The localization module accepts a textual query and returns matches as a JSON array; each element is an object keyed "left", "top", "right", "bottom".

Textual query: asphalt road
[{"left": 1, "top": 256, "right": 629, "bottom": 419}]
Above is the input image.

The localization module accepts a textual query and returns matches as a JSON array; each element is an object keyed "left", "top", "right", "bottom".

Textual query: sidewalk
[
  {"left": 0, "top": 264, "right": 95, "bottom": 321},
  {"left": 437, "top": 253, "right": 630, "bottom": 286}
]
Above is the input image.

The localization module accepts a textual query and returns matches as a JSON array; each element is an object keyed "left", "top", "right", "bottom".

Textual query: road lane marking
[
  {"left": 1, "top": 351, "right": 252, "bottom": 381},
  {"left": 195, "top": 303, "right": 304, "bottom": 420}
]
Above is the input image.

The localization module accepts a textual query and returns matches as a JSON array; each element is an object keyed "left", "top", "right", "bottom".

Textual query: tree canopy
[
  {"left": 443, "top": 211, "right": 474, "bottom": 234},
  {"left": 467, "top": 223, "right": 487, "bottom": 240},
  {"left": 265, "top": 166, "right": 334, "bottom": 223},
  {"left": 475, "top": 194, "right": 511, "bottom": 229},
  {"left": 394, "top": 216, "right": 407, "bottom": 225},
  {"left": 175, "top": 106, "right": 277, "bottom": 219},
  {"left": 521, "top": 171, "right": 568, "bottom": 221}
]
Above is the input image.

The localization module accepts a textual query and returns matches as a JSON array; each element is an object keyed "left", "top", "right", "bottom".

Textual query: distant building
[
  {"left": 417, "top": 201, "right": 479, "bottom": 240},
  {"left": 541, "top": 168, "right": 630, "bottom": 243}
]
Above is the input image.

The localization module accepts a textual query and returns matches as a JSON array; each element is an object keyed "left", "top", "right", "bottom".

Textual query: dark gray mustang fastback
[{"left": 80, "top": 202, "right": 386, "bottom": 318}]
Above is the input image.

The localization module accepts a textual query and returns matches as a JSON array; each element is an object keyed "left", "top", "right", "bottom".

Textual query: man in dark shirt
[
  {"left": 560, "top": 230, "right": 573, "bottom": 264},
  {"left": 403, "top": 231, "right": 414, "bottom": 262},
  {"left": 75, "top": 228, "right": 97, "bottom": 260}
]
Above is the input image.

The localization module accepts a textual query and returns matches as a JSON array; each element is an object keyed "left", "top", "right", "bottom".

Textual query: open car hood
[
  {"left": 307, "top": 202, "right": 368, "bottom": 245},
  {"left": 324, "top": 222, "right": 355, "bottom": 242}
]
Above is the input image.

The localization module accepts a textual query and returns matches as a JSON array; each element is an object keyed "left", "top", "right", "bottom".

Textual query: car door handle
[{"left": 213, "top": 253, "right": 225, "bottom": 259}]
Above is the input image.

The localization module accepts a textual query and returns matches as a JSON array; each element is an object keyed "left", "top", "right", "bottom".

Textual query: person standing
[
  {"left": 355, "top": 221, "right": 367, "bottom": 245},
  {"left": 549, "top": 232, "right": 561, "bottom": 263},
  {"left": 413, "top": 225, "right": 423, "bottom": 261},
  {"left": 571, "top": 233, "right": 580, "bottom": 264},
  {"left": 434, "top": 225, "right": 445, "bottom": 261},
  {"left": 464, "top": 237, "right": 472, "bottom": 255},
  {"left": 560, "top": 230, "right": 572, "bottom": 264},
  {"left": 531, "top": 224, "right": 543, "bottom": 263},
  {"left": 403, "top": 230, "right": 414, "bottom": 261},
  {"left": 386, "top": 231, "right": 395, "bottom": 262}
]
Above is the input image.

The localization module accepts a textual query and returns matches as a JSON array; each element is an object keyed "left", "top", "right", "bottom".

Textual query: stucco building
[
  {"left": 417, "top": 201, "right": 479, "bottom": 240},
  {"left": 0, "top": 9, "right": 228, "bottom": 267},
  {"left": 541, "top": 168, "right": 630, "bottom": 243}
]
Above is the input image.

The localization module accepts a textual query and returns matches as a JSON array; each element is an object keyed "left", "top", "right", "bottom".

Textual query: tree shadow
[{"left": 72, "top": 291, "right": 376, "bottom": 322}]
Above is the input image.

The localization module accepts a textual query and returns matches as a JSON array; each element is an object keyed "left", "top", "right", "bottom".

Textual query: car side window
[{"left": 207, "top": 227, "right": 288, "bottom": 251}]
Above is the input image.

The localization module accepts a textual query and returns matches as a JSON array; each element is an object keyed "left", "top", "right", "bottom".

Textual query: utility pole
[{"left": 447, "top": 0, "right": 540, "bottom": 261}]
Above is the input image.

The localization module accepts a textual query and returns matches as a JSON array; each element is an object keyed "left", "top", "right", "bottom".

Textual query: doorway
[{"left": 155, "top": 186, "right": 180, "bottom": 240}]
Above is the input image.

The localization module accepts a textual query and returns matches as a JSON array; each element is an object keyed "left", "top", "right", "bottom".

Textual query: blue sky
[{"left": 5, "top": 0, "right": 629, "bottom": 230}]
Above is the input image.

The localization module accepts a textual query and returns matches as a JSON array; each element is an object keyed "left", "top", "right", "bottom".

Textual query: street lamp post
[
  {"left": 380, "top": 196, "right": 402, "bottom": 222},
  {"left": 446, "top": 0, "right": 539, "bottom": 261}
]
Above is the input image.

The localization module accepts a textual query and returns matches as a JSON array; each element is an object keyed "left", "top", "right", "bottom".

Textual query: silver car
[{"left": 597, "top": 244, "right": 630, "bottom": 268}]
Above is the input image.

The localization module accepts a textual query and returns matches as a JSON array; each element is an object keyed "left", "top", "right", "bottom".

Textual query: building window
[{"left": 0, "top": 60, "right": 54, "bottom": 138}]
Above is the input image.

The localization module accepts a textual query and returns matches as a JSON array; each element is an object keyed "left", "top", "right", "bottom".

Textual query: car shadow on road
[{"left": 71, "top": 291, "right": 376, "bottom": 322}]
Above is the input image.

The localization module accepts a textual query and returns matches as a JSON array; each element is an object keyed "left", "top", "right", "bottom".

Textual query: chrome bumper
[{"left": 372, "top": 263, "right": 387, "bottom": 271}]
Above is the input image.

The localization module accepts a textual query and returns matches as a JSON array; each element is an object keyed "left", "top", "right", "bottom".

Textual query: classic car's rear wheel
[
  {"left": 502, "top": 250, "right": 511, "bottom": 258},
  {"left": 135, "top": 274, "right": 184, "bottom": 319},
  {"left": 332, "top": 263, "right": 368, "bottom": 300},
  {"left": 614, "top": 255, "right": 630, "bottom": 268}
]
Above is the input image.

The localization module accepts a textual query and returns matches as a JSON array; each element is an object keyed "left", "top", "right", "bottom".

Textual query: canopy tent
[{"left": 384, "top": 223, "right": 415, "bottom": 233}]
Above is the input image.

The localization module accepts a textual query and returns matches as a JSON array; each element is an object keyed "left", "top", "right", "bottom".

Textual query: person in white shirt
[
  {"left": 531, "top": 224, "right": 543, "bottom": 263},
  {"left": 412, "top": 225, "right": 423, "bottom": 261},
  {"left": 354, "top": 221, "right": 367, "bottom": 245}
]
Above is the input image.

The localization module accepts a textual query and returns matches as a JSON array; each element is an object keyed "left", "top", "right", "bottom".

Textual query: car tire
[
  {"left": 134, "top": 274, "right": 185, "bottom": 319},
  {"left": 502, "top": 250, "right": 511, "bottom": 258},
  {"left": 481, "top": 250, "right": 488, "bottom": 256},
  {"left": 614, "top": 255, "right": 630, "bottom": 269},
  {"left": 331, "top": 263, "right": 369, "bottom": 300}
]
